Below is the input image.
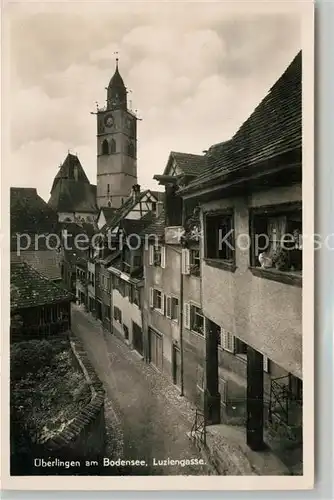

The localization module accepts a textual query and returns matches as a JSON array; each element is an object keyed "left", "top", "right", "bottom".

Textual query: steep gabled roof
[
  {"left": 48, "top": 153, "right": 97, "bottom": 214},
  {"left": 11, "top": 261, "right": 73, "bottom": 310},
  {"left": 49, "top": 179, "right": 97, "bottom": 213},
  {"left": 10, "top": 250, "right": 62, "bottom": 281},
  {"left": 51, "top": 153, "right": 90, "bottom": 191},
  {"left": 181, "top": 51, "right": 302, "bottom": 194},
  {"left": 10, "top": 187, "right": 58, "bottom": 236},
  {"left": 163, "top": 151, "right": 206, "bottom": 177},
  {"left": 101, "top": 189, "right": 159, "bottom": 234},
  {"left": 98, "top": 206, "right": 118, "bottom": 225}
]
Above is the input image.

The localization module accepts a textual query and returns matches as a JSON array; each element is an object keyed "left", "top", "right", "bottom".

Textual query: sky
[{"left": 7, "top": 2, "right": 301, "bottom": 202}]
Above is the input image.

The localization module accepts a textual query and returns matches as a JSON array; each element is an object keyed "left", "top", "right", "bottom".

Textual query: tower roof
[
  {"left": 51, "top": 153, "right": 90, "bottom": 191},
  {"left": 108, "top": 60, "right": 126, "bottom": 90},
  {"left": 48, "top": 153, "right": 97, "bottom": 214}
]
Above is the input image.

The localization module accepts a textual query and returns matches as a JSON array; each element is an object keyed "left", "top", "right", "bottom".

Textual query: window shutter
[
  {"left": 161, "top": 246, "right": 166, "bottom": 268},
  {"left": 166, "top": 296, "right": 172, "bottom": 319},
  {"left": 184, "top": 303, "right": 191, "bottom": 329},
  {"left": 161, "top": 293, "right": 165, "bottom": 315},
  {"left": 263, "top": 355, "right": 269, "bottom": 373},
  {"left": 221, "top": 327, "right": 227, "bottom": 349},
  {"left": 222, "top": 328, "right": 235, "bottom": 353},
  {"left": 181, "top": 248, "right": 190, "bottom": 275},
  {"left": 149, "top": 245, "right": 154, "bottom": 265},
  {"left": 149, "top": 287, "right": 154, "bottom": 308}
]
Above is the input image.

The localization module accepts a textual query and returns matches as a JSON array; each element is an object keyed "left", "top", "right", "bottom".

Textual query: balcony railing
[{"left": 190, "top": 409, "right": 206, "bottom": 446}]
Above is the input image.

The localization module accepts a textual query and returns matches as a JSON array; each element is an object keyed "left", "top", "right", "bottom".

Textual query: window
[
  {"left": 102, "top": 139, "right": 109, "bottom": 155},
  {"left": 127, "top": 141, "right": 135, "bottom": 157},
  {"left": 190, "top": 249, "right": 201, "bottom": 276},
  {"left": 189, "top": 304, "right": 204, "bottom": 335},
  {"left": 105, "top": 306, "right": 111, "bottom": 320},
  {"left": 151, "top": 202, "right": 157, "bottom": 212},
  {"left": 133, "top": 254, "right": 142, "bottom": 268},
  {"left": 154, "top": 246, "right": 161, "bottom": 266},
  {"left": 150, "top": 288, "right": 165, "bottom": 314},
  {"left": 107, "top": 277, "right": 111, "bottom": 293},
  {"left": 123, "top": 324, "right": 129, "bottom": 340},
  {"left": 166, "top": 296, "right": 179, "bottom": 321},
  {"left": 110, "top": 138, "right": 116, "bottom": 154},
  {"left": 149, "top": 245, "right": 166, "bottom": 268},
  {"left": 124, "top": 282, "right": 131, "bottom": 298},
  {"left": 251, "top": 203, "right": 302, "bottom": 273},
  {"left": 205, "top": 211, "right": 235, "bottom": 262},
  {"left": 235, "top": 337, "right": 247, "bottom": 359},
  {"left": 107, "top": 184, "right": 110, "bottom": 194},
  {"left": 118, "top": 279, "right": 125, "bottom": 297},
  {"left": 153, "top": 289, "right": 162, "bottom": 310},
  {"left": 133, "top": 287, "right": 140, "bottom": 307},
  {"left": 113, "top": 306, "right": 122, "bottom": 323}
]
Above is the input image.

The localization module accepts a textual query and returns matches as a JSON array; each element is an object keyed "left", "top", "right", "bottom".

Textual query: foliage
[{"left": 10, "top": 338, "right": 91, "bottom": 474}]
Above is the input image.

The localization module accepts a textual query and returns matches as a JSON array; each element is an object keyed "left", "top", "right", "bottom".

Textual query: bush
[{"left": 10, "top": 338, "right": 69, "bottom": 381}]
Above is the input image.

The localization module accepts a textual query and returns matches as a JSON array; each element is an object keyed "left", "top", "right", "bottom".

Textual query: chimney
[{"left": 132, "top": 184, "right": 141, "bottom": 202}]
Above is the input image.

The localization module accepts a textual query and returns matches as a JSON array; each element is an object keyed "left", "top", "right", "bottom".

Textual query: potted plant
[{"left": 271, "top": 247, "right": 289, "bottom": 271}]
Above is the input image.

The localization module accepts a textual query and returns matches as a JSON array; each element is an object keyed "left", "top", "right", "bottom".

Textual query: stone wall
[{"left": 39, "top": 334, "right": 106, "bottom": 474}]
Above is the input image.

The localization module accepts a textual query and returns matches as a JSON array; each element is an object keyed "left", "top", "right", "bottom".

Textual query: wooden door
[
  {"left": 150, "top": 329, "right": 163, "bottom": 372},
  {"left": 133, "top": 322, "right": 143, "bottom": 355}
]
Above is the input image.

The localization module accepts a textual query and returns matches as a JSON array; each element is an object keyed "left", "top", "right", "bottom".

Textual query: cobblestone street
[{"left": 71, "top": 305, "right": 210, "bottom": 475}]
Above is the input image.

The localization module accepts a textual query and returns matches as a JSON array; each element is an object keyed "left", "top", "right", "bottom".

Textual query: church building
[
  {"left": 48, "top": 59, "right": 139, "bottom": 220},
  {"left": 48, "top": 152, "right": 97, "bottom": 223}
]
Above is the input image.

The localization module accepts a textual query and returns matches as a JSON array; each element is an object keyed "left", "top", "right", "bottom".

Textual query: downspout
[{"left": 179, "top": 255, "right": 184, "bottom": 396}]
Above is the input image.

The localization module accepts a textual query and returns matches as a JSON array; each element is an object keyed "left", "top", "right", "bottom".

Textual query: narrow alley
[{"left": 71, "top": 305, "right": 210, "bottom": 476}]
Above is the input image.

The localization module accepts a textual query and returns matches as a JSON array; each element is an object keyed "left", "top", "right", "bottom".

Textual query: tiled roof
[
  {"left": 48, "top": 154, "right": 97, "bottom": 214},
  {"left": 51, "top": 153, "right": 90, "bottom": 191},
  {"left": 10, "top": 250, "right": 62, "bottom": 281},
  {"left": 141, "top": 210, "right": 166, "bottom": 241},
  {"left": 101, "top": 190, "right": 153, "bottom": 233},
  {"left": 166, "top": 152, "right": 206, "bottom": 177},
  {"left": 60, "top": 221, "right": 97, "bottom": 266},
  {"left": 48, "top": 179, "right": 98, "bottom": 213},
  {"left": 99, "top": 207, "right": 118, "bottom": 225},
  {"left": 10, "top": 187, "right": 58, "bottom": 236},
  {"left": 181, "top": 51, "right": 302, "bottom": 194},
  {"left": 120, "top": 212, "right": 155, "bottom": 237},
  {"left": 11, "top": 261, "right": 73, "bottom": 310}
]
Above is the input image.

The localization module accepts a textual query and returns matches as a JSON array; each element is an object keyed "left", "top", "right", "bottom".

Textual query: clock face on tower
[{"left": 104, "top": 113, "right": 114, "bottom": 128}]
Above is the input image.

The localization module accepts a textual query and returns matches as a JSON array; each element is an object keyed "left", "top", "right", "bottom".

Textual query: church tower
[{"left": 96, "top": 59, "right": 138, "bottom": 209}]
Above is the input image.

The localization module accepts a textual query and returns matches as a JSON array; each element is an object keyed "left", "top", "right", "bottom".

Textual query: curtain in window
[{"left": 267, "top": 215, "right": 287, "bottom": 254}]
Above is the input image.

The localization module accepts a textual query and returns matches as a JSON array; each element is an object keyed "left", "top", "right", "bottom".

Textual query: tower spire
[
  {"left": 114, "top": 51, "right": 119, "bottom": 70},
  {"left": 107, "top": 52, "right": 127, "bottom": 110}
]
